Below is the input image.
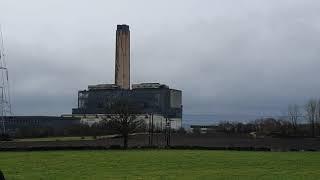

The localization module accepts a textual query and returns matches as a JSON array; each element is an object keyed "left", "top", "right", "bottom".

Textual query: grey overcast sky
[{"left": 0, "top": 0, "right": 320, "bottom": 116}]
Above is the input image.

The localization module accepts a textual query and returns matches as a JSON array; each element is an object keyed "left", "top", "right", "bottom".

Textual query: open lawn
[{"left": 0, "top": 150, "right": 319, "bottom": 180}]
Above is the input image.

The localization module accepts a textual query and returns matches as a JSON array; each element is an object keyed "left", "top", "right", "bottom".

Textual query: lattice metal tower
[{"left": 0, "top": 26, "right": 13, "bottom": 134}]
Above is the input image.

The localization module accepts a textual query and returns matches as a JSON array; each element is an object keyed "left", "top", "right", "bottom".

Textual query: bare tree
[
  {"left": 288, "top": 104, "right": 300, "bottom": 133},
  {"left": 106, "top": 98, "right": 145, "bottom": 149},
  {"left": 316, "top": 99, "right": 320, "bottom": 136},
  {"left": 305, "top": 99, "right": 317, "bottom": 137}
]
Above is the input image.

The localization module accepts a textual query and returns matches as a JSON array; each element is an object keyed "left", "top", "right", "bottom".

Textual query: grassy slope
[{"left": 0, "top": 150, "right": 319, "bottom": 180}]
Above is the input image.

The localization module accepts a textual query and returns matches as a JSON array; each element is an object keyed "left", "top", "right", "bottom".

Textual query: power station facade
[{"left": 70, "top": 25, "right": 183, "bottom": 129}]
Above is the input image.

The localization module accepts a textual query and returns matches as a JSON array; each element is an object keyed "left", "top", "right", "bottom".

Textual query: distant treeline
[
  {"left": 192, "top": 98, "right": 320, "bottom": 137},
  {"left": 202, "top": 118, "right": 311, "bottom": 137}
]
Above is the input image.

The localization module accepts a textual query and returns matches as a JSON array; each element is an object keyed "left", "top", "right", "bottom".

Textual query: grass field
[{"left": 0, "top": 150, "right": 319, "bottom": 180}]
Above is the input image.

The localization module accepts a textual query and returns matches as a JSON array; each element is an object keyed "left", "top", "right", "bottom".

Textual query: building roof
[
  {"left": 132, "top": 83, "right": 169, "bottom": 89},
  {"left": 88, "top": 84, "right": 120, "bottom": 90}
]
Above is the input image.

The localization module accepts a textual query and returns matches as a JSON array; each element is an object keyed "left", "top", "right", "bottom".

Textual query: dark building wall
[
  {"left": 75, "top": 89, "right": 129, "bottom": 114},
  {"left": 4, "top": 116, "right": 81, "bottom": 130},
  {"left": 72, "top": 87, "right": 182, "bottom": 118}
]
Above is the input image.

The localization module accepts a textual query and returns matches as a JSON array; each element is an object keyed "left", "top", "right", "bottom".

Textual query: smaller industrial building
[
  {"left": 3, "top": 116, "right": 81, "bottom": 135},
  {"left": 190, "top": 125, "right": 218, "bottom": 134}
]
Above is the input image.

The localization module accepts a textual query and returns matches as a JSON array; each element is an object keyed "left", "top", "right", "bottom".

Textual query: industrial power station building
[
  {"left": 3, "top": 25, "right": 182, "bottom": 133},
  {"left": 69, "top": 25, "right": 183, "bottom": 129}
]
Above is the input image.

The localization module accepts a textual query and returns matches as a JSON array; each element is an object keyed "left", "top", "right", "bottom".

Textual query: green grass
[{"left": 0, "top": 150, "right": 319, "bottom": 180}]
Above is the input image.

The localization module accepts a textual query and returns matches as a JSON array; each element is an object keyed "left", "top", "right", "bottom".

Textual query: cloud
[{"left": 0, "top": 0, "right": 320, "bottom": 115}]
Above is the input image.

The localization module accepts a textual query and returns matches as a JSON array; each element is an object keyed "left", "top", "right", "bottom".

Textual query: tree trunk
[
  {"left": 311, "top": 122, "right": 315, "bottom": 137},
  {"left": 123, "top": 134, "right": 128, "bottom": 149}
]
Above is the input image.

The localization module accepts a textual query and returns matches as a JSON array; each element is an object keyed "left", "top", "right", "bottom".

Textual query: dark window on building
[{"left": 97, "top": 102, "right": 104, "bottom": 108}]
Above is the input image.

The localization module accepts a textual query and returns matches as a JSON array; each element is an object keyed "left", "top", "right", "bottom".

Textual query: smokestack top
[{"left": 117, "top": 24, "right": 129, "bottom": 31}]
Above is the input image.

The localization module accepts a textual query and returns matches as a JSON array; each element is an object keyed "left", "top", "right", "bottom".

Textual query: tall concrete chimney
[{"left": 115, "top": 24, "right": 130, "bottom": 89}]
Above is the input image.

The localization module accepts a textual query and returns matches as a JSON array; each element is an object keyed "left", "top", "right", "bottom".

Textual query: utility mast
[{"left": 0, "top": 25, "right": 13, "bottom": 134}]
